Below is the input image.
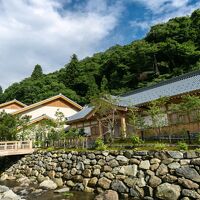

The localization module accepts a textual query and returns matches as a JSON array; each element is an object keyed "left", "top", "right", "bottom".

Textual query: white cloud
[
  {"left": 130, "top": 0, "right": 200, "bottom": 36},
  {"left": 0, "top": 0, "right": 122, "bottom": 89}
]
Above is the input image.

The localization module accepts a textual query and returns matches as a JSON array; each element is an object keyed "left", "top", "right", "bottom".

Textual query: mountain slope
[{"left": 1, "top": 9, "right": 200, "bottom": 105}]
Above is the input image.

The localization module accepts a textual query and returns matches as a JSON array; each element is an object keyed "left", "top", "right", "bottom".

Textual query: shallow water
[
  {"left": 0, "top": 180, "right": 95, "bottom": 200},
  {"left": 27, "top": 190, "right": 95, "bottom": 200}
]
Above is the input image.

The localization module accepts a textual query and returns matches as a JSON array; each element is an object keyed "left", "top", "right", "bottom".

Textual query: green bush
[
  {"left": 131, "top": 135, "right": 142, "bottom": 146},
  {"left": 95, "top": 137, "right": 107, "bottom": 150},
  {"left": 177, "top": 141, "right": 188, "bottom": 150},
  {"left": 154, "top": 143, "right": 167, "bottom": 150}
]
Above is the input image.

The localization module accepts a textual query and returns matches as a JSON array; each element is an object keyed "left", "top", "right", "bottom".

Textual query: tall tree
[
  {"left": 31, "top": 64, "right": 43, "bottom": 79},
  {"left": 64, "top": 54, "right": 79, "bottom": 89}
]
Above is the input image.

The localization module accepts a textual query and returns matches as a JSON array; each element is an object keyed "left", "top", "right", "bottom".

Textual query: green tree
[
  {"left": 91, "top": 93, "right": 120, "bottom": 142},
  {"left": 31, "top": 64, "right": 43, "bottom": 79},
  {"left": 64, "top": 54, "right": 79, "bottom": 89},
  {"left": 146, "top": 97, "right": 168, "bottom": 135},
  {"left": 0, "top": 111, "right": 18, "bottom": 141}
]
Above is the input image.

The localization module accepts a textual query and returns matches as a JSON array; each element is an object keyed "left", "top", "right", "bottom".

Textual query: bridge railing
[{"left": 0, "top": 141, "right": 33, "bottom": 151}]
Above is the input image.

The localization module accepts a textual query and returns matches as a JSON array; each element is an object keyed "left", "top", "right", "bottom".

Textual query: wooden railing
[{"left": 0, "top": 141, "right": 33, "bottom": 156}]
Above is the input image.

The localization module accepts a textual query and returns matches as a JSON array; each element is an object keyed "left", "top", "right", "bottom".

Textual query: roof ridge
[{"left": 122, "top": 70, "right": 200, "bottom": 97}]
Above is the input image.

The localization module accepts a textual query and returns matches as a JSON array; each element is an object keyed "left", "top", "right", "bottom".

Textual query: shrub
[
  {"left": 177, "top": 141, "right": 188, "bottom": 150},
  {"left": 131, "top": 135, "right": 142, "bottom": 146},
  {"left": 154, "top": 143, "right": 167, "bottom": 150},
  {"left": 95, "top": 137, "right": 107, "bottom": 150}
]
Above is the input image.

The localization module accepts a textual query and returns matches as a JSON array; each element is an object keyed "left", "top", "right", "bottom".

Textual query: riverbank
[{"left": 1, "top": 150, "right": 200, "bottom": 199}]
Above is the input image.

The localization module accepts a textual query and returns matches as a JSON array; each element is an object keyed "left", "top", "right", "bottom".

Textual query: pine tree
[
  {"left": 64, "top": 54, "right": 79, "bottom": 88},
  {"left": 31, "top": 64, "right": 43, "bottom": 79}
]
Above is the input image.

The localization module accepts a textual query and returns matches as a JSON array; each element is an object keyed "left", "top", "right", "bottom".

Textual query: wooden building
[
  {"left": 67, "top": 70, "right": 200, "bottom": 141},
  {"left": 0, "top": 99, "right": 26, "bottom": 114}
]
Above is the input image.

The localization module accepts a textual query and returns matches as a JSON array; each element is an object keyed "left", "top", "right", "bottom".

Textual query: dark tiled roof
[
  {"left": 119, "top": 70, "right": 200, "bottom": 106},
  {"left": 67, "top": 106, "right": 94, "bottom": 123},
  {"left": 67, "top": 70, "right": 200, "bottom": 123}
]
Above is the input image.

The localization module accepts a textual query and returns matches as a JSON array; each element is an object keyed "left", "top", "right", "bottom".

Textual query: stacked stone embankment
[{"left": 1, "top": 150, "right": 200, "bottom": 199}]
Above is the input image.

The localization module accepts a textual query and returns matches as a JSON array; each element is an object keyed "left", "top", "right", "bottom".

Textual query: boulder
[
  {"left": 116, "top": 156, "right": 129, "bottom": 164},
  {"left": 156, "top": 183, "right": 181, "bottom": 200},
  {"left": 176, "top": 166, "right": 200, "bottom": 183},
  {"left": 182, "top": 189, "right": 200, "bottom": 199},
  {"left": 119, "top": 165, "right": 137, "bottom": 176},
  {"left": 39, "top": 180, "right": 57, "bottom": 190},
  {"left": 139, "top": 160, "right": 150, "bottom": 170},
  {"left": 178, "top": 178, "right": 199, "bottom": 189},
  {"left": 148, "top": 176, "right": 162, "bottom": 188},
  {"left": 0, "top": 185, "right": 9, "bottom": 193},
  {"left": 168, "top": 151, "right": 183, "bottom": 159},
  {"left": 95, "top": 190, "right": 118, "bottom": 200},
  {"left": 88, "top": 177, "right": 98, "bottom": 187},
  {"left": 156, "top": 164, "right": 168, "bottom": 176},
  {"left": 111, "top": 180, "right": 129, "bottom": 193},
  {"left": 2, "top": 190, "right": 21, "bottom": 200},
  {"left": 98, "top": 177, "right": 111, "bottom": 189}
]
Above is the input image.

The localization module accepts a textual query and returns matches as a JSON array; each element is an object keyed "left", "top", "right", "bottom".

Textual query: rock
[
  {"left": 150, "top": 158, "right": 161, "bottom": 164},
  {"left": 0, "top": 174, "right": 8, "bottom": 181},
  {"left": 53, "top": 178, "right": 63, "bottom": 187},
  {"left": 104, "top": 172, "right": 114, "bottom": 179},
  {"left": 0, "top": 185, "right": 9, "bottom": 193},
  {"left": 156, "top": 183, "right": 181, "bottom": 200},
  {"left": 168, "top": 162, "right": 180, "bottom": 169},
  {"left": 156, "top": 164, "right": 168, "bottom": 176},
  {"left": 76, "top": 162, "right": 85, "bottom": 170},
  {"left": 180, "top": 159, "right": 190, "bottom": 165},
  {"left": 66, "top": 180, "right": 75, "bottom": 187},
  {"left": 95, "top": 190, "right": 119, "bottom": 200},
  {"left": 39, "top": 180, "right": 57, "bottom": 190},
  {"left": 83, "top": 169, "right": 91, "bottom": 178},
  {"left": 124, "top": 177, "right": 146, "bottom": 188},
  {"left": 148, "top": 176, "right": 162, "bottom": 188},
  {"left": 85, "top": 187, "right": 94, "bottom": 193},
  {"left": 83, "top": 159, "right": 90, "bottom": 165},
  {"left": 111, "top": 180, "right": 128, "bottom": 193},
  {"left": 93, "top": 169, "right": 101, "bottom": 176},
  {"left": 150, "top": 163, "right": 159, "bottom": 171},
  {"left": 108, "top": 159, "right": 119, "bottom": 167},
  {"left": 103, "top": 166, "right": 112, "bottom": 172},
  {"left": 130, "top": 186, "right": 144, "bottom": 198},
  {"left": 88, "top": 177, "right": 98, "bottom": 187},
  {"left": 139, "top": 160, "right": 150, "bottom": 170},
  {"left": 54, "top": 187, "right": 70, "bottom": 193},
  {"left": 182, "top": 189, "right": 200, "bottom": 199},
  {"left": 168, "top": 151, "right": 183, "bottom": 159},
  {"left": 119, "top": 165, "right": 137, "bottom": 176},
  {"left": 163, "top": 174, "right": 177, "bottom": 183},
  {"left": 130, "top": 158, "right": 140, "bottom": 165},
  {"left": 74, "top": 183, "right": 84, "bottom": 191},
  {"left": 184, "top": 151, "right": 197, "bottom": 158},
  {"left": 178, "top": 178, "right": 199, "bottom": 189},
  {"left": 116, "top": 156, "right": 129, "bottom": 164},
  {"left": 191, "top": 158, "right": 200, "bottom": 165},
  {"left": 98, "top": 177, "right": 111, "bottom": 189},
  {"left": 176, "top": 166, "right": 200, "bottom": 183},
  {"left": 2, "top": 190, "right": 21, "bottom": 200},
  {"left": 87, "top": 153, "right": 96, "bottom": 159}
]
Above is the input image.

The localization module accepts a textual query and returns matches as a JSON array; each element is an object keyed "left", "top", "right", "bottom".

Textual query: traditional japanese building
[
  {"left": 0, "top": 99, "right": 26, "bottom": 114},
  {"left": 67, "top": 70, "right": 200, "bottom": 140}
]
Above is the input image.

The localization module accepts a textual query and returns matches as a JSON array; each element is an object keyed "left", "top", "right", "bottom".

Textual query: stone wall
[{"left": 2, "top": 150, "right": 200, "bottom": 200}]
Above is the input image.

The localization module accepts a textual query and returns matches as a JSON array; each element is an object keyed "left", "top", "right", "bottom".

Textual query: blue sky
[{"left": 0, "top": 0, "right": 199, "bottom": 89}]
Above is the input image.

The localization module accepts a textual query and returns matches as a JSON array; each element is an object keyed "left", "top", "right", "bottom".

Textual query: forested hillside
[{"left": 0, "top": 9, "right": 200, "bottom": 105}]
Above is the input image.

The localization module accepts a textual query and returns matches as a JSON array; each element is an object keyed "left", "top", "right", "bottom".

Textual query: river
[{"left": 0, "top": 180, "right": 95, "bottom": 200}]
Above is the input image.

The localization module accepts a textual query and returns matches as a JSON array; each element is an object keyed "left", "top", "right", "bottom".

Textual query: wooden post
[
  {"left": 121, "top": 113, "right": 127, "bottom": 138},
  {"left": 98, "top": 120, "right": 103, "bottom": 137}
]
